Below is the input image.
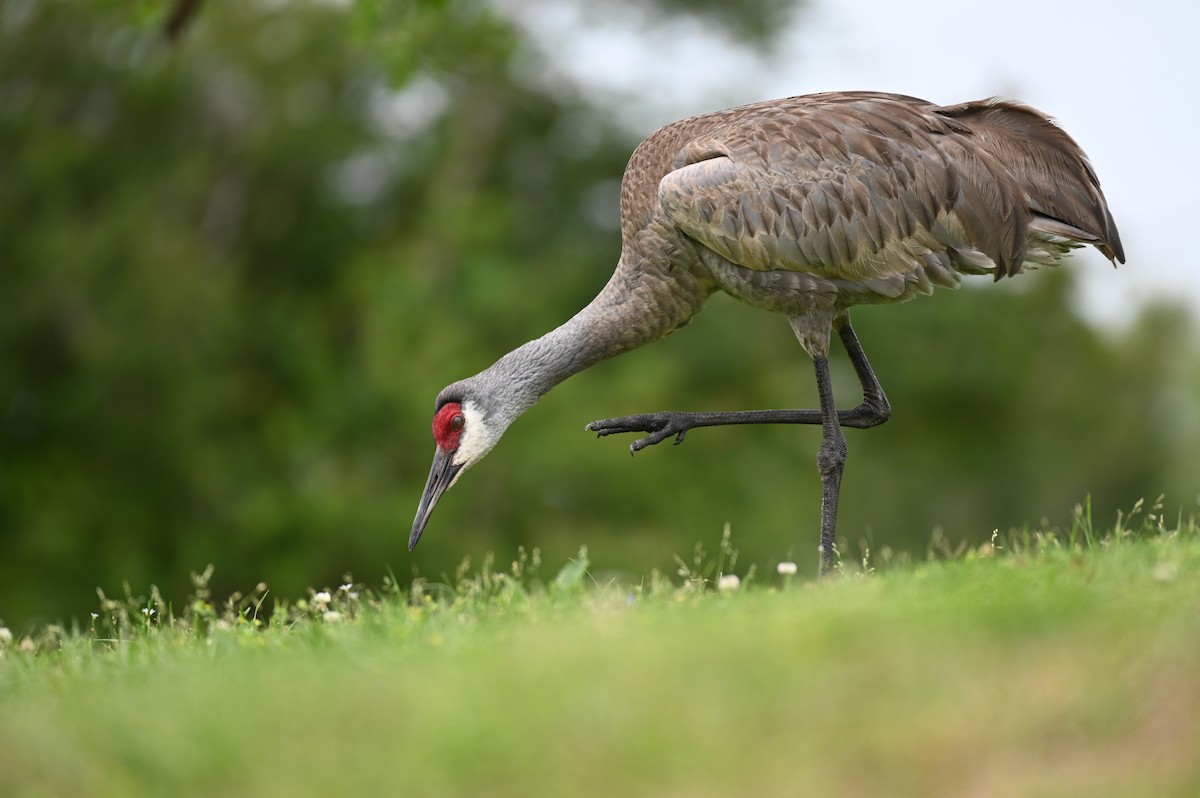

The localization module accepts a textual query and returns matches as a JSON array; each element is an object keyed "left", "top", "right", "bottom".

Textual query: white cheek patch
[{"left": 449, "top": 401, "right": 501, "bottom": 471}]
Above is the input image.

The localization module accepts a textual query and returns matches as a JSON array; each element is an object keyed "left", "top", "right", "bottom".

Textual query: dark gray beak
[{"left": 410, "top": 447, "right": 463, "bottom": 551}]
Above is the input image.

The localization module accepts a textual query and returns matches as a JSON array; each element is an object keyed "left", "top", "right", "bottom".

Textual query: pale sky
[{"left": 501, "top": 0, "right": 1198, "bottom": 326}]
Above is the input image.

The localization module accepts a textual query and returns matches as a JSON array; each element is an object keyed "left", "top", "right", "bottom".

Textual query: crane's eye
[{"left": 450, "top": 414, "right": 465, "bottom": 431}]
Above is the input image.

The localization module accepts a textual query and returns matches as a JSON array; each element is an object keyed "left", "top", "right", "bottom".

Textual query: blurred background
[{"left": 3, "top": 0, "right": 1197, "bottom": 630}]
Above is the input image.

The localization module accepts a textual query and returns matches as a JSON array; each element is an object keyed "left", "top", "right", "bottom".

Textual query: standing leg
[{"left": 812, "top": 355, "right": 847, "bottom": 577}]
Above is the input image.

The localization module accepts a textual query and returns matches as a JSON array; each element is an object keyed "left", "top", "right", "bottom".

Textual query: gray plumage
[{"left": 411, "top": 91, "right": 1124, "bottom": 573}]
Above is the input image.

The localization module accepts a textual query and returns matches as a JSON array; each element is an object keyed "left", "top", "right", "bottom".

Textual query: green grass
[{"left": 3, "top": 506, "right": 1200, "bottom": 798}]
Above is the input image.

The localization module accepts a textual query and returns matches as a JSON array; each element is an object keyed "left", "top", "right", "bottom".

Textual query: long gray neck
[{"left": 443, "top": 255, "right": 712, "bottom": 430}]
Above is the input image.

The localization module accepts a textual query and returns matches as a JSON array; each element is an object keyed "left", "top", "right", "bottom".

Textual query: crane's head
[
  {"left": 410, "top": 351, "right": 545, "bottom": 550},
  {"left": 409, "top": 396, "right": 505, "bottom": 550}
]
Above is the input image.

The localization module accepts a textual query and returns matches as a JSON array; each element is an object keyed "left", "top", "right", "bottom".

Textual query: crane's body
[{"left": 411, "top": 92, "right": 1123, "bottom": 574}]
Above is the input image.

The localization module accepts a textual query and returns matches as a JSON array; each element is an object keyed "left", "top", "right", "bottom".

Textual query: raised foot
[{"left": 585, "top": 411, "right": 694, "bottom": 454}]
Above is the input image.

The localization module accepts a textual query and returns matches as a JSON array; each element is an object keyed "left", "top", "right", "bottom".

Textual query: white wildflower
[
  {"left": 323, "top": 611, "right": 342, "bottom": 623},
  {"left": 717, "top": 574, "right": 740, "bottom": 592},
  {"left": 0, "top": 627, "right": 12, "bottom": 647},
  {"left": 776, "top": 561, "right": 798, "bottom": 576},
  {"left": 312, "top": 591, "right": 332, "bottom": 611}
]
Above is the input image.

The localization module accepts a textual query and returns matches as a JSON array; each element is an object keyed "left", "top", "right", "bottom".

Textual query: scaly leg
[
  {"left": 812, "top": 354, "right": 846, "bottom": 577},
  {"left": 585, "top": 319, "right": 890, "bottom": 451}
]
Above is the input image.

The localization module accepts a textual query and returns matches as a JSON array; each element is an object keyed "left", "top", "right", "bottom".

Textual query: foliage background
[{"left": 2, "top": 0, "right": 1197, "bottom": 629}]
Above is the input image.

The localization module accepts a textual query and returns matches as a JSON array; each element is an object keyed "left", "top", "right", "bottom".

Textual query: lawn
[{"left": 2, "top": 507, "right": 1198, "bottom": 797}]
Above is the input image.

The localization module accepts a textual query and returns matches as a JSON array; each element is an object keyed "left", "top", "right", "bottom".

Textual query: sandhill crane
[{"left": 410, "top": 91, "right": 1123, "bottom": 576}]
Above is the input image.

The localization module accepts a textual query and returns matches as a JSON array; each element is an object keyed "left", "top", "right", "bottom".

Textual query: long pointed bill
[{"left": 410, "top": 447, "right": 463, "bottom": 551}]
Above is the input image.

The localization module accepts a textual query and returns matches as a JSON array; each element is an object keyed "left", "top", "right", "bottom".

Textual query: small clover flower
[{"left": 717, "top": 574, "right": 740, "bottom": 592}]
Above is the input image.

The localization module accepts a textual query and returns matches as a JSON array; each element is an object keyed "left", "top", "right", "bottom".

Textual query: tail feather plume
[{"left": 938, "top": 98, "right": 1124, "bottom": 272}]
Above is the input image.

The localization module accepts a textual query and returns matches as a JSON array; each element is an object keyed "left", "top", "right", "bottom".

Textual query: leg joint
[
  {"left": 864, "top": 393, "right": 891, "bottom": 425},
  {"left": 816, "top": 434, "right": 847, "bottom": 477}
]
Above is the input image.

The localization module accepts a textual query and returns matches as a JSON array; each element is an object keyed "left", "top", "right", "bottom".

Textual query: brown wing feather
[{"left": 653, "top": 93, "right": 1122, "bottom": 289}]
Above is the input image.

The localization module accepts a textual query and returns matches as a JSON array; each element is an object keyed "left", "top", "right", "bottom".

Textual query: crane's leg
[
  {"left": 837, "top": 320, "right": 891, "bottom": 428},
  {"left": 585, "top": 317, "right": 890, "bottom": 450},
  {"left": 586, "top": 315, "right": 883, "bottom": 578},
  {"left": 812, "top": 353, "right": 846, "bottom": 576}
]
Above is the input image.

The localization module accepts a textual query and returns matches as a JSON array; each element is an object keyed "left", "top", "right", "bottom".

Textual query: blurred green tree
[{"left": 1, "top": 1, "right": 393, "bottom": 626}]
